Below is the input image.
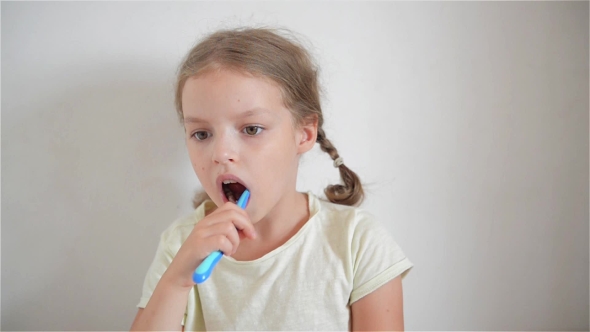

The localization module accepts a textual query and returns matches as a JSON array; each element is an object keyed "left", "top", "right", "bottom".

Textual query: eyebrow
[{"left": 182, "top": 108, "right": 274, "bottom": 124}]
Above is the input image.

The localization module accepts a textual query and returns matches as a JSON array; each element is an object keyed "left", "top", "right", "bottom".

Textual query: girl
[{"left": 131, "top": 27, "right": 413, "bottom": 331}]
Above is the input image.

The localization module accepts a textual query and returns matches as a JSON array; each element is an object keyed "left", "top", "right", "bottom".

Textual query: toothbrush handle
[
  {"left": 193, "top": 250, "right": 223, "bottom": 284},
  {"left": 193, "top": 190, "right": 250, "bottom": 284}
]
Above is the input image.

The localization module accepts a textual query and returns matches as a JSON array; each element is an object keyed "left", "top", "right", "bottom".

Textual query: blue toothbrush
[{"left": 193, "top": 189, "right": 250, "bottom": 284}]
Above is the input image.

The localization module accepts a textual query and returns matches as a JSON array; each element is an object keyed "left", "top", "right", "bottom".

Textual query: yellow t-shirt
[{"left": 137, "top": 192, "right": 413, "bottom": 331}]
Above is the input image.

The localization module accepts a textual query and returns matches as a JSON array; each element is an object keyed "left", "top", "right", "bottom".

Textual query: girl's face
[{"left": 181, "top": 69, "right": 316, "bottom": 223}]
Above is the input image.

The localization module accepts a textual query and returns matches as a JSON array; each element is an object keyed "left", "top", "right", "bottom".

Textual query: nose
[{"left": 211, "top": 132, "right": 238, "bottom": 165}]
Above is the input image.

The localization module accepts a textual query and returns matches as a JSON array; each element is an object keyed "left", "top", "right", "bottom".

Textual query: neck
[
  {"left": 233, "top": 190, "right": 309, "bottom": 261},
  {"left": 254, "top": 189, "right": 309, "bottom": 241}
]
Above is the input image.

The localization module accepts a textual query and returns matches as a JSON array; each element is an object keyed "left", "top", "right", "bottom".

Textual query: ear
[{"left": 296, "top": 115, "right": 318, "bottom": 155}]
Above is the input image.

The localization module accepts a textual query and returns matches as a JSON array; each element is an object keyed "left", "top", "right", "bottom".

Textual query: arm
[
  {"left": 132, "top": 309, "right": 186, "bottom": 332},
  {"left": 130, "top": 202, "right": 257, "bottom": 331},
  {"left": 351, "top": 276, "right": 405, "bottom": 331},
  {"left": 130, "top": 273, "right": 192, "bottom": 331},
  {"left": 132, "top": 310, "right": 186, "bottom": 332}
]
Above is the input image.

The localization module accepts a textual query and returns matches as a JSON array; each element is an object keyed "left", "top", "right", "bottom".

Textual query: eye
[
  {"left": 193, "top": 131, "right": 211, "bottom": 141},
  {"left": 243, "top": 126, "right": 263, "bottom": 136}
]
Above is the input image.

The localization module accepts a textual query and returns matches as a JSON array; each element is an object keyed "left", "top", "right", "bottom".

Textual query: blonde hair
[{"left": 174, "top": 27, "right": 364, "bottom": 208}]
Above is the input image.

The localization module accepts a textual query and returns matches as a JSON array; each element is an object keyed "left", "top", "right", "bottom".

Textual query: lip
[{"left": 216, "top": 174, "right": 249, "bottom": 204}]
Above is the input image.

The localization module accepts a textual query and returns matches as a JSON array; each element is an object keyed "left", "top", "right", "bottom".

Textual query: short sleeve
[
  {"left": 136, "top": 231, "right": 190, "bottom": 326},
  {"left": 349, "top": 211, "right": 413, "bottom": 304},
  {"left": 137, "top": 232, "right": 175, "bottom": 308}
]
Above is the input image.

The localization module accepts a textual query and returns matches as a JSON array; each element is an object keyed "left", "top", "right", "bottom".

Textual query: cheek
[
  {"left": 256, "top": 137, "right": 298, "bottom": 177},
  {"left": 193, "top": 162, "right": 215, "bottom": 191},
  {"left": 193, "top": 162, "right": 206, "bottom": 175},
  {"left": 189, "top": 151, "right": 208, "bottom": 177},
  {"left": 195, "top": 165, "right": 206, "bottom": 177}
]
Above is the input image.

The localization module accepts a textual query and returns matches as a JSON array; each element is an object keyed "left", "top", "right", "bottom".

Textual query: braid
[{"left": 317, "top": 128, "right": 364, "bottom": 206}]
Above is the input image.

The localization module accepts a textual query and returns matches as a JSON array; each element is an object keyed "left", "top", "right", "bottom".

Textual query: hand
[{"left": 163, "top": 202, "right": 257, "bottom": 288}]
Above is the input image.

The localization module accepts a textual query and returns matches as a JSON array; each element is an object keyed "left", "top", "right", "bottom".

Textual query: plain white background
[{"left": 2, "top": 2, "right": 588, "bottom": 331}]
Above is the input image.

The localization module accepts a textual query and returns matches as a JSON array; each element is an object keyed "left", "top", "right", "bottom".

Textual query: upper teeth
[{"left": 223, "top": 180, "right": 237, "bottom": 184}]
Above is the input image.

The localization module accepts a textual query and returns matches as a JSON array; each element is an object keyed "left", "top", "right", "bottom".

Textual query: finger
[
  {"left": 207, "top": 208, "right": 256, "bottom": 240},
  {"left": 206, "top": 234, "right": 233, "bottom": 256},
  {"left": 204, "top": 222, "right": 240, "bottom": 254},
  {"left": 227, "top": 213, "right": 257, "bottom": 240},
  {"left": 204, "top": 206, "right": 248, "bottom": 226},
  {"left": 219, "top": 203, "right": 256, "bottom": 238}
]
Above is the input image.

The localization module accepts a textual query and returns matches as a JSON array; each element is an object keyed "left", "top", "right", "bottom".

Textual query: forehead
[{"left": 182, "top": 69, "right": 286, "bottom": 113}]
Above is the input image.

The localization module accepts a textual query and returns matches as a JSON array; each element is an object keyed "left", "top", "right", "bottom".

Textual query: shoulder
[
  {"left": 313, "top": 194, "right": 381, "bottom": 233},
  {"left": 308, "top": 193, "right": 413, "bottom": 301},
  {"left": 158, "top": 204, "right": 208, "bottom": 253},
  {"left": 309, "top": 194, "right": 390, "bottom": 254},
  {"left": 312, "top": 194, "right": 402, "bottom": 254}
]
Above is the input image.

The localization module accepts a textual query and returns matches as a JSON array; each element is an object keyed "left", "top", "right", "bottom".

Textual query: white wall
[{"left": 2, "top": 2, "right": 588, "bottom": 330}]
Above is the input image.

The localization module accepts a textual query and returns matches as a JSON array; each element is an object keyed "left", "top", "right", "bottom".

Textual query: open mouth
[{"left": 222, "top": 180, "right": 248, "bottom": 204}]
